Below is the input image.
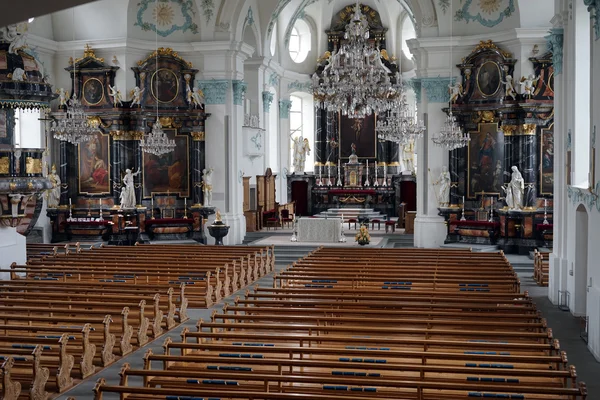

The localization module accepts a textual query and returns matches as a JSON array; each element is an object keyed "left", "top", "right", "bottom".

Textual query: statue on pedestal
[
  {"left": 202, "top": 167, "right": 214, "bottom": 206},
  {"left": 434, "top": 166, "right": 451, "bottom": 207},
  {"left": 130, "top": 86, "right": 144, "bottom": 108},
  {"left": 46, "top": 164, "right": 61, "bottom": 208},
  {"left": 292, "top": 136, "right": 310, "bottom": 173},
  {"left": 401, "top": 139, "right": 415, "bottom": 173},
  {"left": 502, "top": 166, "right": 524, "bottom": 210},
  {"left": 120, "top": 168, "right": 140, "bottom": 209},
  {"left": 348, "top": 143, "right": 359, "bottom": 164}
]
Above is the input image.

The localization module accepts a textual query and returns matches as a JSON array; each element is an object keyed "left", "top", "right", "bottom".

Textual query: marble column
[
  {"left": 59, "top": 140, "right": 75, "bottom": 206},
  {"left": 388, "top": 141, "right": 401, "bottom": 176},
  {"left": 449, "top": 147, "right": 464, "bottom": 207},
  {"left": 504, "top": 127, "right": 538, "bottom": 209},
  {"left": 314, "top": 108, "right": 326, "bottom": 174},
  {"left": 191, "top": 131, "right": 206, "bottom": 205},
  {"left": 414, "top": 77, "right": 452, "bottom": 248}
]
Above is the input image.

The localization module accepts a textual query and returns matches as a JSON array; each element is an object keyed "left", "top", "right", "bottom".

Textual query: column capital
[
  {"left": 545, "top": 28, "right": 564, "bottom": 75},
  {"left": 197, "top": 79, "right": 229, "bottom": 105},
  {"left": 420, "top": 77, "right": 457, "bottom": 104},
  {"left": 584, "top": 0, "right": 600, "bottom": 40},
  {"left": 407, "top": 78, "right": 423, "bottom": 104},
  {"left": 232, "top": 80, "right": 247, "bottom": 106},
  {"left": 279, "top": 99, "right": 292, "bottom": 119},
  {"left": 262, "top": 91, "right": 274, "bottom": 112},
  {"left": 287, "top": 80, "right": 312, "bottom": 93}
]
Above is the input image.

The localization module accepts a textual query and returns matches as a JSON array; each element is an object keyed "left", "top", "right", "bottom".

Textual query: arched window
[
  {"left": 270, "top": 22, "right": 277, "bottom": 56},
  {"left": 288, "top": 19, "right": 311, "bottom": 63},
  {"left": 289, "top": 93, "right": 314, "bottom": 171},
  {"left": 401, "top": 15, "right": 416, "bottom": 59},
  {"left": 572, "top": 0, "right": 591, "bottom": 187}
]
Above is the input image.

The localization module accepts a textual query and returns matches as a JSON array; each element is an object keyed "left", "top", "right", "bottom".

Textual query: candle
[
  {"left": 544, "top": 198, "right": 547, "bottom": 207},
  {"left": 69, "top": 198, "right": 72, "bottom": 207},
  {"left": 185, "top": 198, "right": 187, "bottom": 208},
  {"left": 151, "top": 197, "right": 154, "bottom": 209},
  {"left": 99, "top": 198, "right": 101, "bottom": 209},
  {"left": 462, "top": 196, "right": 465, "bottom": 205}
]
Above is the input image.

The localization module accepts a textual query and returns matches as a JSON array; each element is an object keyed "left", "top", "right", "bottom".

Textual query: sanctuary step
[
  {"left": 314, "top": 207, "right": 388, "bottom": 221},
  {"left": 385, "top": 234, "right": 414, "bottom": 248}
]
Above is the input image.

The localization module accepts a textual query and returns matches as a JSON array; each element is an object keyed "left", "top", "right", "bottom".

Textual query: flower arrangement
[{"left": 355, "top": 224, "right": 371, "bottom": 245}]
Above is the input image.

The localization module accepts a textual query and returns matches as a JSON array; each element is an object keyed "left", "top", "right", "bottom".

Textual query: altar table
[{"left": 297, "top": 217, "right": 342, "bottom": 243}]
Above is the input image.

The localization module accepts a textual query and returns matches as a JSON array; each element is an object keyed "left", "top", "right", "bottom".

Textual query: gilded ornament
[
  {"left": 501, "top": 125, "right": 518, "bottom": 136},
  {"left": 25, "top": 157, "right": 42, "bottom": 174},
  {"left": 474, "top": 110, "right": 496, "bottom": 123},
  {"left": 87, "top": 115, "right": 110, "bottom": 129},
  {"left": 522, "top": 124, "right": 537, "bottom": 135},
  {"left": 74, "top": 44, "right": 105, "bottom": 64},
  {"left": 191, "top": 131, "right": 205, "bottom": 141},
  {"left": 137, "top": 47, "right": 193, "bottom": 68},
  {"left": 0, "top": 157, "right": 9, "bottom": 174},
  {"left": 474, "top": 40, "right": 512, "bottom": 58},
  {"left": 110, "top": 130, "right": 145, "bottom": 141},
  {"left": 27, "top": 181, "right": 33, "bottom": 191},
  {"left": 9, "top": 181, "right": 16, "bottom": 191}
]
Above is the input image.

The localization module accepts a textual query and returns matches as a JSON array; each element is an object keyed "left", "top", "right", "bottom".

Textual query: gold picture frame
[
  {"left": 151, "top": 68, "right": 180, "bottom": 104},
  {"left": 477, "top": 61, "right": 501, "bottom": 97},
  {"left": 83, "top": 77, "right": 105, "bottom": 106}
]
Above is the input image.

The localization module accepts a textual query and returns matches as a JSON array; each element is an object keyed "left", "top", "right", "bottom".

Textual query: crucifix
[{"left": 352, "top": 118, "right": 363, "bottom": 141}]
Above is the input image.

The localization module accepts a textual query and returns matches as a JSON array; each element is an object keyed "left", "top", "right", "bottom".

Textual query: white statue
[
  {"left": 401, "top": 139, "right": 415, "bottom": 173},
  {"left": 202, "top": 167, "right": 214, "bottom": 206},
  {"left": 108, "top": 84, "right": 123, "bottom": 107},
  {"left": 8, "top": 31, "right": 28, "bottom": 55},
  {"left": 435, "top": 165, "right": 451, "bottom": 207},
  {"left": 503, "top": 166, "right": 525, "bottom": 210},
  {"left": 519, "top": 74, "right": 540, "bottom": 98},
  {"left": 120, "top": 168, "right": 140, "bottom": 209},
  {"left": 0, "top": 24, "right": 20, "bottom": 42},
  {"left": 130, "top": 86, "right": 144, "bottom": 108},
  {"left": 46, "top": 164, "right": 61, "bottom": 208},
  {"left": 292, "top": 136, "right": 311, "bottom": 174},
  {"left": 56, "top": 88, "right": 69, "bottom": 107},
  {"left": 448, "top": 82, "right": 463, "bottom": 103},
  {"left": 502, "top": 75, "right": 517, "bottom": 100},
  {"left": 11, "top": 68, "right": 26, "bottom": 82},
  {"left": 190, "top": 86, "right": 205, "bottom": 109}
]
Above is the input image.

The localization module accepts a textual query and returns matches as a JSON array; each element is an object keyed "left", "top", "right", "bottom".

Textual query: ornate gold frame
[
  {"left": 151, "top": 68, "right": 180, "bottom": 104},
  {"left": 82, "top": 77, "right": 105, "bottom": 106},
  {"left": 476, "top": 61, "right": 501, "bottom": 97}
]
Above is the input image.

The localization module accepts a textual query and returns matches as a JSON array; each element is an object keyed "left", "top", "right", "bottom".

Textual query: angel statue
[
  {"left": 502, "top": 75, "right": 517, "bottom": 100},
  {"left": 130, "top": 86, "right": 144, "bottom": 108},
  {"left": 519, "top": 74, "right": 540, "bottom": 98},
  {"left": 108, "top": 84, "right": 123, "bottom": 107},
  {"left": 56, "top": 88, "right": 69, "bottom": 108},
  {"left": 191, "top": 86, "right": 205, "bottom": 109},
  {"left": 448, "top": 82, "right": 463, "bottom": 103}
]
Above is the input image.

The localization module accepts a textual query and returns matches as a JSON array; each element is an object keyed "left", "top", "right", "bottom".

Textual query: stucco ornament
[
  {"left": 135, "top": 0, "right": 199, "bottom": 37},
  {"left": 454, "top": 0, "right": 515, "bottom": 28}
]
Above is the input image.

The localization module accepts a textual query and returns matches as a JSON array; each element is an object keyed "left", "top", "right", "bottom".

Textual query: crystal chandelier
[
  {"left": 312, "top": 2, "right": 403, "bottom": 118},
  {"left": 430, "top": 0, "right": 470, "bottom": 150},
  {"left": 50, "top": 95, "right": 97, "bottom": 144},
  {"left": 431, "top": 111, "right": 470, "bottom": 150},
  {"left": 140, "top": 118, "right": 176, "bottom": 156},
  {"left": 140, "top": 0, "right": 176, "bottom": 156},
  {"left": 376, "top": 96, "right": 425, "bottom": 144}
]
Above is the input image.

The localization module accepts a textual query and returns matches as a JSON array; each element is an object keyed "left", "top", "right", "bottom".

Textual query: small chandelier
[
  {"left": 312, "top": 2, "right": 404, "bottom": 118},
  {"left": 50, "top": 95, "right": 97, "bottom": 144},
  {"left": 431, "top": 111, "right": 470, "bottom": 150},
  {"left": 376, "top": 96, "right": 425, "bottom": 144},
  {"left": 140, "top": 118, "right": 176, "bottom": 156}
]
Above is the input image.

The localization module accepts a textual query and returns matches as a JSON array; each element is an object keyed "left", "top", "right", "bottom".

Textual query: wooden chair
[
  {"left": 371, "top": 219, "right": 381, "bottom": 230},
  {"left": 385, "top": 220, "right": 396, "bottom": 233},
  {"left": 347, "top": 218, "right": 357, "bottom": 229},
  {"left": 280, "top": 209, "right": 294, "bottom": 228}
]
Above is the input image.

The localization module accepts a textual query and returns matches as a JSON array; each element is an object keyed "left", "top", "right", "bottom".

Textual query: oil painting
[
  {"left": 143, "top": 128, "right": 189, "bottom": 197},
  {"left": 78, "top": 131, "right": 110, "bottom": 194},
  {"left": 467, "top": 123, "right": 504, "bottom": 198}
]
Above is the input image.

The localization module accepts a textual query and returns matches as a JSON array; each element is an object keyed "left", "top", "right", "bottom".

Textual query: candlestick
[
  {"left": 374, "top": 162, "right": 379, "bottom": 187},
  {"left": 184, "top": 198, "right": 188, "bottom": 219},
  {"left": 460, "top": 196, "right": 466, "bottom": 221},
  {"left": 543, "top": 198, "right": 549, "bottom": 225},
  {"left": 364, "top": 160, "right": 370, "bottom": 187},
  {"left": 327, "top": 165, "right": 332, "bottom": 187},
  {"left": 98, "top": 198, "right": 104, "bottom": 221},
  {"left": 383, "top": 166, "right": 387, "bottom": 187},
  {"left": 151, "top": 196, "right": 155, "bottom": 219},
  {"left": 336, "top": 159, "right": 343, "bottom": 187},
  {"left": 318, "top": 166, "right": 323, "bottom": 186}
]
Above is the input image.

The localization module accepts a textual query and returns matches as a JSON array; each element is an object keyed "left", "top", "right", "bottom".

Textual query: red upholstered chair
[
  {"left": 264, "top": 209, "right": 279, "bottom": 230},
  {"left": 371, "top": 219, "right": 381, "bottom": 230},
  {"left": 385, "top": 220, "right": 396, "bottom": 233},
  {"left": 348, "top": 218, "right": 357, "bottom": 230},
  {"left": 280, "top": 209, "right": 294, "bottom": 228}
]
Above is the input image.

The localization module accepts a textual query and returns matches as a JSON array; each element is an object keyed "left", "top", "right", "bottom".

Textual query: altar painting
[
  {"left": 339, "top": 113, "right": 376, "bottom": 160},
  {"left": 78, "top": 131, "right": 110, "bottom": 194},
  {"left": 143, "top": 129, "right": 189, "bottom": 198},
  {"left": 540, "top": 126, "right": 554, "bottom": 195},
  {"left": 467, "top": 123, "right": 504, "bottom": 199}
]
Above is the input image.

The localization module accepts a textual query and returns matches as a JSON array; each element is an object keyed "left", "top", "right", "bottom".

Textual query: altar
[{"left": 297, "top": 217, "right": 342, "bottom": 243}]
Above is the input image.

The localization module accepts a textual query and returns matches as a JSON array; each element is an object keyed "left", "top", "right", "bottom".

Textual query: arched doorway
[{"left": 574, "top": 204, "right": 588, "bottom": 316}]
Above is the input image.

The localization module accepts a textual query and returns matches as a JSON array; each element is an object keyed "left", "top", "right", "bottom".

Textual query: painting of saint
[
  {"left": 339, "top": 113, "right": 376, "bottom": 160},
  {"left": 151, "top": 68, "right": 179, "bottom": 103},
  {"left": 83, "top": 78, "right": 104, "bottom": 106},
  {"left": 0, "top": 112, "right": 7, "bottom": 138},
  {"left": 477, "top": 61, "right": 501, "bottom": 97},
  {"left": 143, "top": 129, "right": 189, "bottom": 197},
  {"left": 78, "top": 131, "right": 110, "bottom": 194},
  {"left": 467, "top": 123, "right": 504, "bottom": 198}
]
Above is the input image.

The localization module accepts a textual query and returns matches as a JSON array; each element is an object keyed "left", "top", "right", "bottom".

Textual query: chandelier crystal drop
[
  {"left": 431, "top": 111, "right": 470, "bottom": 150},
  {"left": 140, "top": 118, "right": 176, "bottom": 156},
  {"left": 50, "top": 95, "right": 97, "bottom": 144},
  {"left": 312, "top": 2, "right": 404, "bottom": 118}
]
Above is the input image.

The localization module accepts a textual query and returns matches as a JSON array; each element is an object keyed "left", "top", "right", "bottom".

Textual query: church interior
[{"left": 0, "top": 0, "right": 599, "bottom": 398}]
